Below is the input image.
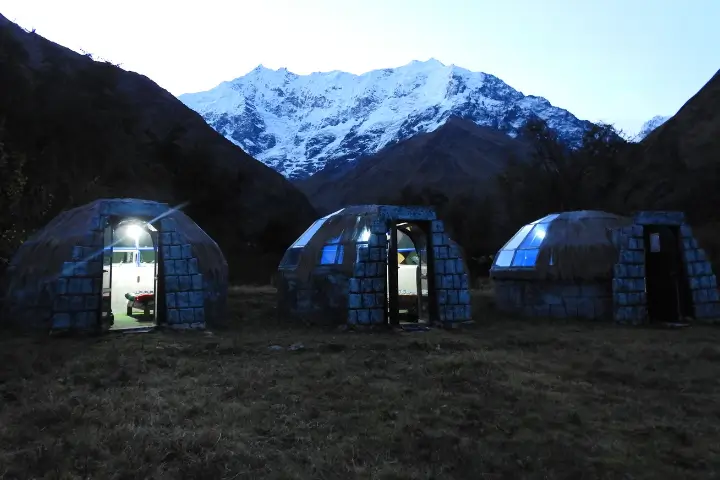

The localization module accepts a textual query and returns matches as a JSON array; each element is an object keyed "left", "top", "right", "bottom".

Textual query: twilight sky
[{"left": 3, "top": 0, "right": 719, "bottom": 135}]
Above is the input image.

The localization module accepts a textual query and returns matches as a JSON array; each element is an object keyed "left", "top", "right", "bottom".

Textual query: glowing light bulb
[{"left": 126, "top": 224, "right": 143, "bottom": 241}]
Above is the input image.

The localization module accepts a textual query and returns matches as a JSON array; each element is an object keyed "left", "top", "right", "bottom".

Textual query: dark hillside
[
  {"left": 295, "top": 116, "right": 532, "bottom": 214},
  {"left": 615, "top": 69, "right": 720, "bottom": 218},
  {"left": 0, "top": 14, "right": 316, "bottom": 282}
]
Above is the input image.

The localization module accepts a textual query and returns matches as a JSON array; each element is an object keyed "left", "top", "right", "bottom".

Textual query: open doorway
[
  {"left": 386, "top": 221, "right": 431, "bottom": 325},
  {"left": 102, "top": 218, "right": 159, "bottom": 331},
  {"left": 643, "top": 224, "right": 693, "bottom": 324}
]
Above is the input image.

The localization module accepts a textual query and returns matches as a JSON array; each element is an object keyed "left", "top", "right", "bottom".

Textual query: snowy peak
[
  {"left": 179, "top": 60, "right": 594, "bottom": 179},
  {"left": 634, "top": 115, "right": 670, "bottom": 141}
]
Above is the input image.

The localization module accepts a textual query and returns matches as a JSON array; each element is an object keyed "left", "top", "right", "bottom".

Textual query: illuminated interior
[
  {"left": 389, "top": 224, "right": 429, "bottom": 322},
  {"left": 102, "top": 218, "right": 158, "bottom": 330},
  {"left": 493, "top": 213, "right": 558, "bottom": 268}
]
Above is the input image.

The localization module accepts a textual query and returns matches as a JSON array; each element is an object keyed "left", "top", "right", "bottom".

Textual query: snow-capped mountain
[
  {"left": 179, "top": 59, "right": 594, "bottom": 179},
  {"left": 633, "top": 115, "right": 670, "bottom": 141}
]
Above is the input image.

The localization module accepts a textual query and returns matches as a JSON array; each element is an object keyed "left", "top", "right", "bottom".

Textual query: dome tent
[
  {"left": 276, "top": 205, "right": 472, "bottom": 327},
  {"left": 2, "top": 198, "right": 228, "bottom": 333},
  {"left": 490, "top": 210, "right": 720, "bottom": 324}
]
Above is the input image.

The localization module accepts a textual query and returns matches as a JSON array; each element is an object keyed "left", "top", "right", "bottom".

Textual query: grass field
[{"left": 1, "top": 287, "right": 720, "bottom": 479}]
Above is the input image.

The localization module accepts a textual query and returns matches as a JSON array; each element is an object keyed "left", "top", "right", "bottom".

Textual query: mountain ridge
[
  {"left": 179, "top": 59, "right": 594, "bottom": 179},
  {"left": 295, "top": 115, "right": 533, "bottom": 213}
]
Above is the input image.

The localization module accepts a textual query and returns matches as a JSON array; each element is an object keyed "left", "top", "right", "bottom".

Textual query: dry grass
[{"left": 1, "top": 289, "right": 720, "bottom": 479}]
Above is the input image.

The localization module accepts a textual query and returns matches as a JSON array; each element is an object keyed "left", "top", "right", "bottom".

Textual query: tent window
[
  {"left": 494, "top": 249, "right": 515, "bottom": 267},
  {"left": 502, "top": 224, "right": 534, "bottom": 251},
  {"left": 519, "top": 223, "right": 548, "bottom": 249},
  {"left": 511, "top": 248, "right": 539, "bottom": 267},
  {"left": 320, "top": 245, "right": 344, "bottom": 265},
  {"left": 319, "top": 232, "right": 344, "bottom": 265}
]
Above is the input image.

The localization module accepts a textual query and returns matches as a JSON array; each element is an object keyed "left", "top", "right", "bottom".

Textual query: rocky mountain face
[
  {"left": 179, "top": 59, "right": 594, "bottom": 179},
  {"left": 295, "top": 116, "right": 533, "bottom": 213},
  {"left": 0, "top": 14, "right": 316, "bottom": 283},
  {"left": 633, "top": 115, "right": 670, "bottom": 141},
  {"left": 617, "top": 69, "right": 720, "bottom": 209},
  {"left": 613, "top": 69, "right": 720, "bottom": 260}
]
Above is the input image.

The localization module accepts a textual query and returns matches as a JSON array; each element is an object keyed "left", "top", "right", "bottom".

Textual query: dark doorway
[
  {"left": 386, "top": 220, "right": 436, "bottom": 326},
  {"left": 643, "top": 225, "right": 693, "bottom": 323}
]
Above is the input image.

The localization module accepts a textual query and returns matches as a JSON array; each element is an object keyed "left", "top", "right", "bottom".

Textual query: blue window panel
[
  {"left": 494, "top": 249, "right": 515, "bottom": 267},
  {"left": 502, "top": 224, "right": 534, "bottom": 251},
  {"left": 320, "top": 245, "right": 344, "bottom": 265},
  {"left": 511, "top": 248, "right": 539, "bottom": 267},
  {"left": 320, "top": 246, "right": 337, "bottom": 264},
  {"left": 519, "top": 223, "right": 548, "bottom": 249}
]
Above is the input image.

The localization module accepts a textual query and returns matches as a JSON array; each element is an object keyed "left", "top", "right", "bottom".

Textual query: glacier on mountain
[{"left": 179, "top": 59, "right": 593, "bottom": 179}]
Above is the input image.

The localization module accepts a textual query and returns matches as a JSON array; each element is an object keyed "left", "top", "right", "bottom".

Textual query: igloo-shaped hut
[
  {"left": 2, "top": 198, "right": 228, "bottom": 333},
  {"left": 276, "top": 205, "right": 472, "bottom": 327},
  {"left": 490, "top": 210, "right": 720, "bottom": 325}
]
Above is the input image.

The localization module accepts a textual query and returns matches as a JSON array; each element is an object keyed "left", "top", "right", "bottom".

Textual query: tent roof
[{"left": 490, "top": 210, "right": 634, "bottom": 281}]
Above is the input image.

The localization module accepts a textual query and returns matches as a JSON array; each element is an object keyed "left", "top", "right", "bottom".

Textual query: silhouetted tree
[{"left": 496, "top": 118, "right": 630, "bottom": 229}]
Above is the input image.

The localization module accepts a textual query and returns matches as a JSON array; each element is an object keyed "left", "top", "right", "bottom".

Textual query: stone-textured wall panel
[
  {"left": 633, "top": 211, "right": 685, "bottom": 226},
  {"left": 495, "top": 279, "right": 613, "bottom": 321}
]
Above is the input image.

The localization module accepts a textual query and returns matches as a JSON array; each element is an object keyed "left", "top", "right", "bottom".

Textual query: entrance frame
[
  {"left": 386, "top": 220, "right": 438, "bottom": 325},
  {"left": 99, "top": 214, "right": 166, "bottom": 330}
]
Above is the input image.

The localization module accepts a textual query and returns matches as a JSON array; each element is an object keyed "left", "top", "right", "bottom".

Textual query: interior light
[
  {"left": 535, "top": 229, "right": 546, "bottom": 239},
  {"left": 126, "top": 224, "right": 143, "bottom": 241}
]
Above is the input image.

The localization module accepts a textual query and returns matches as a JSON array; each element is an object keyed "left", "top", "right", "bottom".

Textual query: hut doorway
[
  {"left": 386, "top": 221, "right": 433, "bottom": 325},
  {"left": 102, "top": 217, "right": 159, "bottom": 331},
  {"left": 643, "top": 225, "right": 693, "bottom": 323}
]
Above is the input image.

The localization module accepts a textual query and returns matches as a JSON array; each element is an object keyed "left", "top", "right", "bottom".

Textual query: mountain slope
[
  {"left": 179, "top": 59, "right": 593, "bottom": 179},
  {"left": 616, "top": 69, "right": 720, "bottom": 216},
  {"left": 295, "top": 116, "right": 532, "bottom": 213},
  {"left": 634, "top": 115, "right": 670, "bottom": 141},
  {"left": 0, "top": 14, "right": 316, "bottom": 282}
]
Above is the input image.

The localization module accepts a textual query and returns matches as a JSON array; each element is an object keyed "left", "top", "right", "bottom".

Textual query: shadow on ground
[{"left": 0, "top": 287, "right": 719, "bottom": 479}]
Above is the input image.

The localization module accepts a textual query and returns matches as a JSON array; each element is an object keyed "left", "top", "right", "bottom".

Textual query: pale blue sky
[{"left": 3, "top": 0, "right": 718, "bottom": 135}]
